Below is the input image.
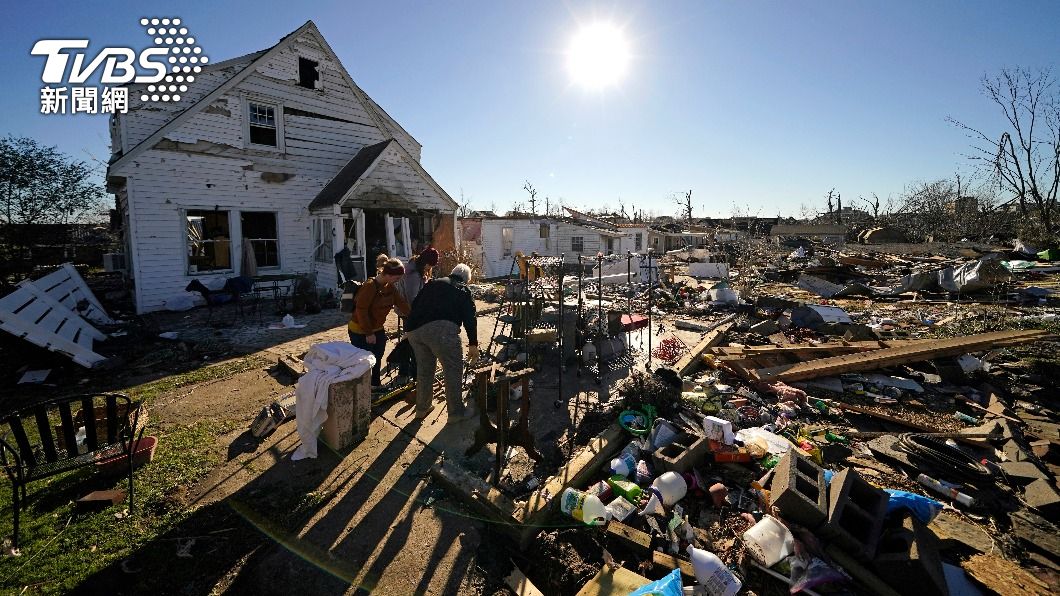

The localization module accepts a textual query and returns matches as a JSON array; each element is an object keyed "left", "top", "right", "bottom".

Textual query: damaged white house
[{"left": 107, "top": 21, "right": 458, "bottom": 313}]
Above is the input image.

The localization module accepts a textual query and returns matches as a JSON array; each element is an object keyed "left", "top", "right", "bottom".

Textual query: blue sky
[{"left": 2, "top": 1, "right": 1058, "bottom": 217}]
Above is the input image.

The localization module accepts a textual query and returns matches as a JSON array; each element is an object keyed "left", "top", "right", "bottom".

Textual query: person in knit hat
[{"left": 349, "top": 257, "right": 410, "bottom": 386}]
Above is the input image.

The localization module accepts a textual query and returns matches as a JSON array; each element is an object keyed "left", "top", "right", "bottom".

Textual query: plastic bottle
[
  {"left": 282, "top": 313, "right": 295, "bottom": 328},
  {"left": 742, "top": 514, "right": 794, "bottom": 567},
  {"left": 686, "top": 545, "right": 742, "bottom": 596},
  {"left": 917, "top": 474, "right": 975, "bottom": 507},
  {"left": 610, "top": 452, "right": 637, "bottom": 477},
  {"left": 607, "top": 475, "right": 643, "bottom": 504},
  {"left": 560, "top": 488, "right": 611, "bottom": 525},
  {"left": 640, "top": 471, "right": 688, "bottom": 515}
]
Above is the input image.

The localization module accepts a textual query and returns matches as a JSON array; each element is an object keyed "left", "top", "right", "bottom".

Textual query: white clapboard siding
[
  {"left": 28, "top": 263, "right": 114, "bottom": 325},
  {"left": 115, "top": 24, "right": 452, "bottom": 313},
  {"left": 0, "top": 284, "right": 108, "bottom": 367}
]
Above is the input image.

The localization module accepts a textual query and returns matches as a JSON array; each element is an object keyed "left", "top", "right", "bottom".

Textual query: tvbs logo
[{"left": 32, "top": 17, "right": 208, "bottom": 113}]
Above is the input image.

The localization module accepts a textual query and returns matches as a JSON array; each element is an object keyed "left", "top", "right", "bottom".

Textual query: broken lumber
[
  {"left": 652, "top": 551, "right": 695, "bottom": 577},
  {"left": 505, "top": 562, "right": 546, "bottom": 596},
  {"left": 674, "top": 318, "right": 735, "bottom": 377},
  {"left": 605, "top": 520, "right": 651, "bottom": 552},
  {"left": 752, "top": 330, "right": 1049, "bottom": 382}
]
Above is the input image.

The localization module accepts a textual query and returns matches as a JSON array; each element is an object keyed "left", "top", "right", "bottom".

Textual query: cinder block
[
  {"left": 652, "top": 433, "right": 709, "bottom": 473},
  {"left": 820, "top": 468, "right": 889, "bottom": 560},
  {"left": 770, "top": 450, "right": 827, "bottom": 528},
  {"left": 874, "top": 514, "right": 947, "bottom": 596},
  {"left": 321, "top": 372, "right": 371, "bottom": 451}
]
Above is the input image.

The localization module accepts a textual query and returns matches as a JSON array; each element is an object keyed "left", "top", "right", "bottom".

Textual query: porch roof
[{"left": 307, "top": 140, "right": 393, "bottom": 211}]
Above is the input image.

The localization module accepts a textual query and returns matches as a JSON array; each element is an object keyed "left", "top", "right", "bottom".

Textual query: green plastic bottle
[{"left": 607, "top": 475, "right": 643, "bottom": 504}]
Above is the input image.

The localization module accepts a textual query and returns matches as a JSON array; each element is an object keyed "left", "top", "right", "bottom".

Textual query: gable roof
[
  {"left": 108, "top": 21, "right": 418, "bottom": 175},
  {"left": 307, "top": 139, "right": 392, "bottom": 210}
]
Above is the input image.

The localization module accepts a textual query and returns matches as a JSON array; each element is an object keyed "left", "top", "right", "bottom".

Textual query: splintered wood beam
[
  {"left": 674, "top": 320, "right": 735, "bottom": 377},
  {"left": 652, "top": 551, "right": 695, "bottom": 577},
  {"left": 752, "top": 330, "right": 1049, "bottom": 382}
]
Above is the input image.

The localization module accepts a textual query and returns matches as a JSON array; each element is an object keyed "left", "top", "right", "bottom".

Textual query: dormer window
[
  {"left": 245, "top": 99, "right": 284, "bottom": 151},
  {"left": 298, "top": 57, "right": 319, "bottom": 89}
]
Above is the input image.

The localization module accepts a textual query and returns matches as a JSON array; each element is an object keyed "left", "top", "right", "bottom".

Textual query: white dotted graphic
[{"left": 140, "top": 17, "right": 208, "bottom": 103}]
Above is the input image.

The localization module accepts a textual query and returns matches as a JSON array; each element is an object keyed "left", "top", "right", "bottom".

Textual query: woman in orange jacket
[{"left": 349, "top": 257, "right": 411, "bottom": 386}]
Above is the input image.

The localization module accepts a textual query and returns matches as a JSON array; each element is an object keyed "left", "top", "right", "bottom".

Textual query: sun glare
[{"left": 566, "top": 22, "right": 631, "bottom": 89}]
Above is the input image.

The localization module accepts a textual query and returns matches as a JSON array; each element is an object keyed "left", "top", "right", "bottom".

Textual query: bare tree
[
  {"left": 835, "top": 193, "right": 842, "bottom": 223},
  {"left": 949, "top": 67, "right": 1060, "bottom": 236},
  {"left": 457, "top": 189, "right": 473, "bottom": 218},
  {"left": 523, "top": 181, "right": 538, "bottom": 215},
  {"left": 857, "top": 193, "right": 882, "bottom": 219},
  {"left": 673, "top": 189, "right": 693, "bottom": 221}
]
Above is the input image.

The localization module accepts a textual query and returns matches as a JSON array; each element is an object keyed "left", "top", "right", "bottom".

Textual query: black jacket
[{"left": 406, "top": 276, "right": 478, "bottom": 344}]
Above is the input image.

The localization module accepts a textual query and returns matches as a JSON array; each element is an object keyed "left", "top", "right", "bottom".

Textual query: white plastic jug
[
  {"left": 609, "top": 452, "right": 636, "bottom": 478},
  {"left": 560, "top": 488, "right": 611, "bottom": 525},
  {"left": 686, "top": 545, "right": 742, "bottom": 596},
  {"left": 654, "top": 471, "right": 687, "bottom": 506},
  {"left": 741, "top": 514, "right": 794, "bottom": 567}
]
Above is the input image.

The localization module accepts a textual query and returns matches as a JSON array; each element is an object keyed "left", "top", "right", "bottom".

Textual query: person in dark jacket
[{"left": 405, "top": 263, "right": 479, "bottom": 420}]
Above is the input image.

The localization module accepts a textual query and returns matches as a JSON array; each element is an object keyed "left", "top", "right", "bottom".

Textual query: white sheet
[{"left": 291, "top": 341, "right": 374, "bottom": 460}]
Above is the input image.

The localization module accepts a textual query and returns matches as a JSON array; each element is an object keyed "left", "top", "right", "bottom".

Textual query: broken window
[
  {"left": 312, "top": 218, "right": 334, "bottom": 263},
  {"left": 186, "top": 209, "right": 232, "bottom": 274},
  {"left": 502, "top": 227, "right": 514, "bottom": 257},
  {"left": 298, "top": 57, "right": 319, "bottom": 89},
  {"left": 241, "top": 211, "right": 279, "bottom": 268},
  {"left": 571, "top": 236, "right": 584, "bottom": 252},
  {"left": 248, "top": 101, "right": 279, "bottom": 147},
  {"left": 635, "top": 233, "right": 642, "bottom": 251}
]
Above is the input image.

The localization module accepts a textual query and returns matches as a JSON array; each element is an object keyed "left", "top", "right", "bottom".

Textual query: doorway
[{"left": 365, "top": 210, "right": 387, "bottom": 276}]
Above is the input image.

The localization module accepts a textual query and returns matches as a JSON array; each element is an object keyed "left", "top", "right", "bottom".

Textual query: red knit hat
[{"left": 419, "top": 246, "right": 439, "bottom": 267}]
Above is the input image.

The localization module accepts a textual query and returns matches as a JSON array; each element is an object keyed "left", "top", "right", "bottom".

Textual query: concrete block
[
  {"left": 652, "top": 432, "right": 710, "bottom": 474},
  {"left": 321, "top": 372, "right": 371, "bottom": 451},
  {"left": 874, "top": 514, "right": 947, "bottom": 596},
  {"left": 770, "top": 450, "right": 827, "bottom": 528},
  {"left": 820, "top": 468, "right": 889, "bottom": 560}
]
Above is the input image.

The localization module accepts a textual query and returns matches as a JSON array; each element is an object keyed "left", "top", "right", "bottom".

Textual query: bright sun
[{"left": 566, "top": 23, "right": 631, "bottom": 89}]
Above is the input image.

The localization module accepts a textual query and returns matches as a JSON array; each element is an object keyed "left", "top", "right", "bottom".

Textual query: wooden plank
[
  {"left": 753, "top": 330, "right": 1049, "bottom": 382},
  {"left": 575, "top": 566, "right": 652, "bottom": 596},
  {"left": 652, "top": 551, "right": 695, "bottom": 578},
  {"left": 605, "top": 520, "right": 651, "bottom": 552},
  {"left": 429, "top": 458, "right": 522, "bottom": 532},
  {"left": 505, "top": 563, "right": 546, "bottom": 596},
  {"left": 674, "top": 319, "right": 735, "bottom": 377}
]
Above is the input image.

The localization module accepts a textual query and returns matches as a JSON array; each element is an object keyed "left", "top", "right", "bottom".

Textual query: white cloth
[{"left": 291, "top": 342, "right": 374, "bottom": 460}]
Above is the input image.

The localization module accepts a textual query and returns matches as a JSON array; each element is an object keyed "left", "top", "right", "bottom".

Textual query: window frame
[
  {"left": 501, "top": 226, "right": 514, "bottom": 257},
  {"left": 243, "top": 98, "right": 285, "bottom": 152},
  {"left": 312, "top": 217, "right": 335, "bottom": 264},
  {"left": 571, "top": 236, "right": 584, "bottom": 253},
  {"left": 298, "top": 57, "right": 320, "bottom": 89},
  {"left": 240, "top": 210, "right": 281, "bottom": 270},
  {"left": 184, "top": 208, "right": 233, "bottom": 276},
  {"left": 635, "top": 232, "right": 642, "bottom": 251}
]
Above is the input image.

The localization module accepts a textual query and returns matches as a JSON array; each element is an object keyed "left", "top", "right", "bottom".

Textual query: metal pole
[
  {"left": 596, "top": 252, "right": 603, "bottom": 383},
  {"left": 646, "top": 249, "right": 653, "bottom": 370},
  {"left": 577, "top": 255, "right": 583, "bottom": 378},
  {"left": 626, "top": 251, "right": 632, "bottom": 358},
  {"left": 557, "top": 253, "right": 565, "bottom": 407}
]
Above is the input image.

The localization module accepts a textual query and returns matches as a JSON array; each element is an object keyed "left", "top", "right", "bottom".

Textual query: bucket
[
  {"left": 560, "top": 488, "right": 611, "bottom": 525},
  {"left": 741, "top": 514, "right": 794, "bottom": 567},
  {"left": 686, "top": 545, "right": 742, "bottom": 596}
]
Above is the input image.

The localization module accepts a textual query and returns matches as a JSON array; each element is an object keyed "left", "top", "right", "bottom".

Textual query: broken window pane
[
  {"left": 242, "top": 211, "right": 279, "bottom": 268},
  {"left": 186, "top": 209, "right": 231, "bottom": 273},
  {"left": 298, "top": 57, "right": 319, "bottom": 89},
  {"left": 248, "top": 102, "right": 278, "bottom": 146}
]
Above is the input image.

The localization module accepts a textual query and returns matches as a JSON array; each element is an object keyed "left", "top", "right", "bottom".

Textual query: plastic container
[
  {"left": 741, "top": 514, "right": 794, "bottom": 567},
  {"left": 607, "top": 475, "right": 643, "bottom": 504},
  {"left": 610, "top": 452, "right": 636, "bottom": 478},
  {"left": 686, "top": 545, "right": 742, "bottom": 596},
  {"left": 560, "top": 488, "right": 611, "bottom": 525}
]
